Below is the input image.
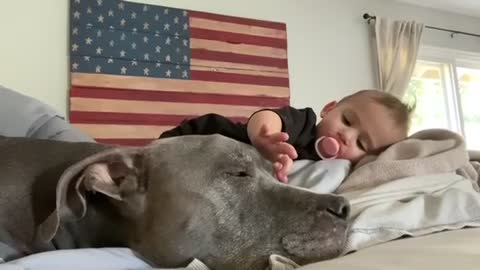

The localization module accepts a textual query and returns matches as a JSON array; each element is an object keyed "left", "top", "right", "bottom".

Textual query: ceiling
[{"left": 395, "top": 0, "right": 480, "bottom": 18}]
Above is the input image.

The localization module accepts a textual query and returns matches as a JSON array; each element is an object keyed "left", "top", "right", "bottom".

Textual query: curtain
[{"left": 374, "top": 17, "right": 424, "bottom": 98}]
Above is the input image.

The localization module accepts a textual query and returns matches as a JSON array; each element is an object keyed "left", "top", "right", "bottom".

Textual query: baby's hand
[{"left": 251, "top": 125, "right": 298, "bottom": 183}]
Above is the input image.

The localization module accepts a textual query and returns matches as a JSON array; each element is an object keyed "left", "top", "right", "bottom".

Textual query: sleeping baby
[{"left": 160, "top": 89, "right": 413, "bottom": 183}]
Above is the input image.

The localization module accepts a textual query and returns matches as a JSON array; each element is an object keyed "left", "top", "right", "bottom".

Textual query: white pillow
[{"left": 1, "top": 248, "right": 151, "bottom": 270}]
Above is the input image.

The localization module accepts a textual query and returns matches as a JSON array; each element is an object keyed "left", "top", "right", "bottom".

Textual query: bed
[
  {"left": 2, "top": 82, "right": 480, "bottom": 270},
  {"left": 2, "top": 0, "right": 480, "bottom": 269}
]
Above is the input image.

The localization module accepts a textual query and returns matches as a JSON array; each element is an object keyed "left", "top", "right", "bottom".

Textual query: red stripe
[
  {"left": 71, "top": 87, "right": 290, "bottom": 107},
  {"left": 70, "top": 111, "right": 249, "bottom": 125},
  {"left": 190, "top": 28, "right": 287, "bottom": 49},
  {"left": 190, "top": 70, "right": 289, "bottom": 87},
  {"left": 191, "top": 49, "right": 288, "bottom": 69},
  {"left": 189, "top": 11, "right": 286, "bottom": 30},
  {"left": 96, "top": 138, "right": 155, "bottom": 146}
]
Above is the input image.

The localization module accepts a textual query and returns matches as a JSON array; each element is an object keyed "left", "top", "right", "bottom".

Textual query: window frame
[{"left": 415, "top": 45, "right": 480, "bottom": 138}]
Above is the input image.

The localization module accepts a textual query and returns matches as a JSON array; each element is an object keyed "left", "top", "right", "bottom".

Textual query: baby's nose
[{"left": 342, "top": 128, "right": 358, "bottom": 145}]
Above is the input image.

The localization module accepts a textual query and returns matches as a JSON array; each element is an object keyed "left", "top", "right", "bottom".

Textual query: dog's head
[{"left": 37, "top": 134, "right": 349, "bottom": 270}]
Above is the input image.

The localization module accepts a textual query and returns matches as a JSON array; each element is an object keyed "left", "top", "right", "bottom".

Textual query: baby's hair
[{"left": 339, "top": 89, "right": 415, "bottom": 135}]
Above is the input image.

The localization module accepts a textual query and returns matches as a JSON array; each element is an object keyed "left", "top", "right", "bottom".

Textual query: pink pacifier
[{"left": 315, "top": 136, "right": 340, "bottom": 159}]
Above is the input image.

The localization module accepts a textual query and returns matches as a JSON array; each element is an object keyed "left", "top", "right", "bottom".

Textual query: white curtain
[{"left": 375, "top": 17, "right": 424, "bottom": 98}]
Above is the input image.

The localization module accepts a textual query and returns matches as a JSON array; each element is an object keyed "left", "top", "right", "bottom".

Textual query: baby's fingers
[
  {"left": 276, "top": 142, "right": 298, "bottom": 160},
  {"left": 268, "top": 132, "right": 289, "bottom": 143},
  {"left": 276, "top": 155, "right": 293, "bottom": 183}
]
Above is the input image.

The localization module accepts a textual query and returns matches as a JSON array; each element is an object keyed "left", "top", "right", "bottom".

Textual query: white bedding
[{"left": 343, "top": 172, "right": 480, "bottom": 253}]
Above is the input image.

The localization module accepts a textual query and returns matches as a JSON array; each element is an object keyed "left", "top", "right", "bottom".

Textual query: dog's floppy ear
[{"left": 35, "top": 147, "right": 146, "bottom": 244}]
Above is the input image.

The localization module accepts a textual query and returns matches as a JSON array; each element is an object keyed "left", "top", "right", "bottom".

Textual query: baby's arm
[{"left": 247, "top": 110, "right": 298, "bottom": 183}]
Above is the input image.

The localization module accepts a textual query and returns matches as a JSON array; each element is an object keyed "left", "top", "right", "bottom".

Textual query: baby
[{"left": 160, "top": 90, "right": 413, "bottom": 183}]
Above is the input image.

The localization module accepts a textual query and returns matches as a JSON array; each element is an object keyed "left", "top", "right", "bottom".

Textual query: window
[{"left": 404, "top": 46, "right": 480, "bottom": 150}]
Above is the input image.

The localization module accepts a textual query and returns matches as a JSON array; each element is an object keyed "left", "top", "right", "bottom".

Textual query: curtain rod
[{"left": 362, "top": 13, "right": 480, "bottom": 38}]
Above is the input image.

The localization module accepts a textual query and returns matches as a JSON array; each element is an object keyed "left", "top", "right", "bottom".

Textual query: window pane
[
  {"left": 405, "top": 62, "right": 449, "bottom": 135},
  {"left": 457, "top": 67, "right": 480, "bottom": 150}
]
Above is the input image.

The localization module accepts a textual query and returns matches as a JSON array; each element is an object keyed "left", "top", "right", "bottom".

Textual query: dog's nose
[{"left": 326, "top": 197, "right": 350, "bottom": 219}]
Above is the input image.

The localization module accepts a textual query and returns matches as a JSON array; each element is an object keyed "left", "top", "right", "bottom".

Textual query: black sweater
[{"left": 159, "top": 106, "right": 320, "bottom": 160}]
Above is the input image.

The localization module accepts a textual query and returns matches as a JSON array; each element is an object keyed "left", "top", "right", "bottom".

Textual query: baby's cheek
[{"left": 340, "top": 148, "right": 362, "bottom": 162}]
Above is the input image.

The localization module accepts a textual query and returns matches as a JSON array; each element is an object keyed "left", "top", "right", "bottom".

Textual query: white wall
[{"left": 0, "top": 0, "right": 479, "bottom": 116}]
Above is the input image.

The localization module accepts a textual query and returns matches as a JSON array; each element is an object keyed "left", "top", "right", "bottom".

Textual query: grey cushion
[{"left": 0, "top": 85, "right": 93, "bottom": 142}]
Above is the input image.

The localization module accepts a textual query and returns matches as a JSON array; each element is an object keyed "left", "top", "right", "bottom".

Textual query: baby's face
[{"left": 316, "top": 96, "right": 405, "bottom": 163}]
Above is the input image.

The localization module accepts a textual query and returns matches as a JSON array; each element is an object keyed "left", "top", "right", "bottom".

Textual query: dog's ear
[{"left": 35, "top": 147, "right": 146, "bottom": 244}]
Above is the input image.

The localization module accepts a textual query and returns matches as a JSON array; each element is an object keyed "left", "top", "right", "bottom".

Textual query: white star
[
  {"left": 97, "top": 30, "right": 102, "bottom": 37},
  {"left": 143, "top": 68, "right": 150, "bottom": 76},
  {"left": 143, "top": 5, "right": 148, "bottom": 12},
  {"left": 175, "top": 64, "right": 180, "bottom": 69},
  {"left": 174, "top": 32, "right": 179, "bottom": 39},
  {"left": 164, "top": 23, "right": 170, "bottom": 31},
  {"left": 165, "top": 69, "right": 172, "bottom": 77},
  {"left": 73, "top": 11, "right": 80, "bottom": 19},
  {"left": 120, "top": 33, "right": 126, "bottom": 40},
  {"left": 98, "top": 15, "right": 104, "bottom": 23},
  {"left": 183, "top": 23, "right": 188, "bottom": 30},
  {"left": 84, "top": 56, "right": 90, "bottom": 61},
  {"left": 74, "top": 0, "right": 81, "bottom": 3},
  {"left": 120, "top": 19, "right": 126, "bottom": 26},
  {"left": 165, "top": 37, "right": 171, "bottom": 45},
  {"left": 176, "top": 47, "right": 180, "bottom": 53},
  {"left": 132, "top": 28, "right": 138, "bottom": 33},
  {"left": 72, "top": 27, "right": 79, "bottom": 35},
  {"left": 183, "top": 10, "right": 188, "bottom": 17},
  {"left": 183, "top": 55, "right": 188, "bottom": 62},
  {"left": 174, "top": 17, "right": 179, "bottom": 24},
  {"left": 164, "top": 8, "right": 169, "bottom": 14},
  {"left": 87, "top": 7, "right": 92, "bottom": 14},
  {"left": 95, "top": 65, "right": 102, "bottom": 73},
  {"left": 109, "top": 40, "right": 115, "bottom": 47},
  {"left": 156, "top": 62, "right": 161, "bottom": 67},
  {"left": 107, "top": 58, "right": 114, "bottom": 63},
  {"left": 121, "top": 66, "right": 127, "bottom": 74},
  {"left": 165, "top": 54, "right": 171, "bottom": 62},
  {"left": 143, "top": 36, "right": 148, "bottom": 43},
  {"left": 131, "top": 43, "right": 137, "bottom": 49},
  {"left": 143, "top": 22, "right": 149, "bottom": 30},
  {"left": 154, "top": 14, "right": 159, "bottom": 21},
  {"left": 131, "top": 12, "right": 136, "bottom": 19},
  {"left": 71, "top": 43, "right": 79, "bottom": 51},
  {"left": 183, "top": 39, "right": 188, "bottom": 46},
  {"left": 97, "top": 0, "right": 103, "bottom": 6},
  {"left": 182, "top": 70, "right": 188, "bottom": 78},
  {"left": 118, "top": 2, "right": 125, "bottom": 10},
  {"left": 120, "top": 50, "right": 126, "bottom": 57},
  {"left": 155, "top": 46, "right": 161, "bottom": 53},
  {"left": 108, "top": 9, "right": 114, "bottom": 17},
  {"left": 96, "top": 47, "right": 103, "bottom": 54},
  {"left": 144, "top": 53, "right": 149, "bottom": 60},
  {"left": 72, "top": 62, "right": 79, "bottom": 70},
  {"left": 85, "top": 37, "right": 93, "bottom": 45},
  {"left": 131, "top": 60, "right": 138, "bottom": 66}
]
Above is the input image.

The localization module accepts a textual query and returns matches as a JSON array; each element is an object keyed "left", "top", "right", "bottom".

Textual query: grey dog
[{"left": 0, "top": 134, "right": 349, "bottom": 269}]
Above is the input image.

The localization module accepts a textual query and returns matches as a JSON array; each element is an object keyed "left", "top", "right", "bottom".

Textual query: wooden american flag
[{"left": 69, "top": 0, "right": 289, "bottom": 146}]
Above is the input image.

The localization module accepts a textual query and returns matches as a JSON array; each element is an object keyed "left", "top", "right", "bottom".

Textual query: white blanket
[{"left": 342, "top": 172, "right": 480, "bottom": 253}]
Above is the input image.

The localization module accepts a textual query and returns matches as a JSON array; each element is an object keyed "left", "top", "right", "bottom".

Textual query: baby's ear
[{"left": 320, "top": 101, "right": 337, "bottom": 117}]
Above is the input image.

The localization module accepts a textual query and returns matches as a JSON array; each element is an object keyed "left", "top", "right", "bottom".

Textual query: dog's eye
[{"left": 225, "top": 171, "right": 250, "bottom": 178}]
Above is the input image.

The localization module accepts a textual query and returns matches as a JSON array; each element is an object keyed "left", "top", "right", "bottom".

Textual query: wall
[{"left": 0, "top": 0, "right": 479, "bottom": 117}]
